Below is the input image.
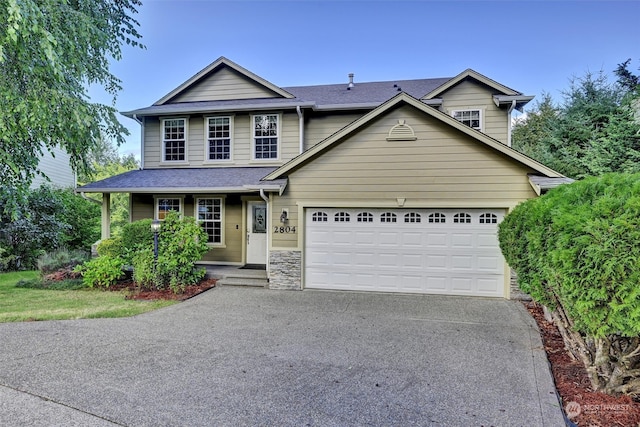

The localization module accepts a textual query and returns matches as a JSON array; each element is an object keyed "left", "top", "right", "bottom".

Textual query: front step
[{"left": 217, "top": 276, "right": 268, "bottom": 287}]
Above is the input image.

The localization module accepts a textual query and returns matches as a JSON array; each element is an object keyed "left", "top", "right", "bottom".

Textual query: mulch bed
[
  {"left": 525, "top": 301, "right": 640, "bottom": 426},
  {"left": 109, "top": 278, "right": 217, "bottom": 301}
]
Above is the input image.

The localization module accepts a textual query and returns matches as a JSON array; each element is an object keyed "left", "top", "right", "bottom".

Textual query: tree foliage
[
  {"left": 78, "top": 137, "right": 139, "bottom": 235},
  {"left": 0, "top": 0, "right": 143, "bottom": 216},
  {"left": 0, "top": 186, "right": 100, "bottom": 271},
  {"left": 499, "top": 173, "right": 640, "bottom": 397},
  {"left": 513, "top": 62, "right": 640, "bottom": 178}
]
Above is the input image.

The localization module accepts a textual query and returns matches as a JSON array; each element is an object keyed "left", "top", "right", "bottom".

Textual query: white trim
[
  {"left": 251, "top": 113, "right": 281, "bottom": 162},
  {"left": 194, "top": 195, "right": 226, "bottom": 247},
  {"left": 161, "top": 117, "right": 189, "bottom": 163},
  {"left": 203, "top": 115, "right": 234, "bottom": 164},
  {"left": 450, "top": 108, "right": 483, "bottom": 132}
]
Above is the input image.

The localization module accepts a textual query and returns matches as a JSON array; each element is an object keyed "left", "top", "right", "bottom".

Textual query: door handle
[{"left": 247, "top": 233, "right": 250, "bottom": 244}]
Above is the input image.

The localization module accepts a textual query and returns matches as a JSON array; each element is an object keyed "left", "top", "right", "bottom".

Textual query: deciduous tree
[{"left": 0, "top": 0, "right": 143, "bottom": 216}]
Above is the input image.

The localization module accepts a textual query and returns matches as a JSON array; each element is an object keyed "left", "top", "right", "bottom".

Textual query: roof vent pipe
[{"left": 348, "top": 73, "right": 354, "bottom": 88}]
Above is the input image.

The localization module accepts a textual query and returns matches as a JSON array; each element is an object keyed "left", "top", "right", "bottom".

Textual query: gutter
[
  {"left": 507, "top": 100, "right": 516, "bottom": 147},
  {"left": 296, "top": 106, "right": 304, "bottom": 154}
]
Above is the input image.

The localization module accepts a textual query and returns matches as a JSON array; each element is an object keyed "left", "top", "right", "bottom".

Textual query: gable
[
  {"left": 283, "top": 104, "right": 540, "bottom": 204},
  {"left": 265, "top": 93, "right": 563, "bottom": 181},
  {"left": 169, "top": 67, "right": 283, "bottom": 103},
  {"left": 154, "top": 57, "right": 294, "bottom": 105}
]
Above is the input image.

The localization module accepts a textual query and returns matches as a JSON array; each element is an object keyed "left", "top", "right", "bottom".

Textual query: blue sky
[{"left": 99, "top": 0, "right": 640, "bottom": 157}]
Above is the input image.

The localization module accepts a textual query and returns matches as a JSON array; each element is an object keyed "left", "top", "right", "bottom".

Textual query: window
[
  {"left": 312, "top": 211, "right": 328, "bottom": 222},
  {"left": 452, "top": 110, "right": 481, "bottom": 131},
  {"left": 479, "top": 213, "right": 498, "bottom": 224},
  {"left": 404, "top": 212, "right": 421, "bottom": 223},
  {"left": 380, "top": 212, "right": 397, "bottom": 223},
  {"left": 207, "top": 117, "right": 231, "bottom": 161},
  {"left": 335, "top": 212, "right": 350, "bottom": 222},
  {"left": 357, "top": 212, "right": 374, "bottom": 223},
  {"left": 197, "top": 198, "right": 223, "bottom": 244},
  {"left": 453, "top": 212, "right": 472, "bottom": 224},
  {"left": 156, "top": 198, "right": 181, "bottom": 220},
  {"left": 253, "top": 114, "right": 279, "bottom": 159},
  {"left": 163, "top": 119, "right": 186, "bottom": 161},
  {"left": 428, "top": 212, "right": 446, "bottom": 223}
]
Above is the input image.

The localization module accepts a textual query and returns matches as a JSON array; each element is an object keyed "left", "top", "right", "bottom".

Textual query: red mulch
[
  {"left": 109, "top": 278, "right": 217, "bottom": 301},
  {"left": 525, "top": 301, "right": 640, "bottom": 426}
]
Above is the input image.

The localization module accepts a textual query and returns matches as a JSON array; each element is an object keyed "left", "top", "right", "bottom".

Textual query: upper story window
[
  {"left": 156, "top": 197, "right": 182, "bottom": 220},
  {"left": 163, "top": 118, "right": 186, "bottom": 162},
  {"left": 207, "top": 117, "right": 231, "bottom": 161},
  {"left": 452, "top": 110, "right": 481, "bottom": 131},
  {"left": 196, "top": 198, "right": 223, "bottom": 244},
  {"left": 253, "top": 114, "right": 279, "bottom": 160}
]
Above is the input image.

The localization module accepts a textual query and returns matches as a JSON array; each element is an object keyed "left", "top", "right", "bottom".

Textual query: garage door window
[
  {"left": 381, "top": 212, "right": 397, "bottom": 223},
  {"left": 357, "top": 212, "right": 374, "bottom": 222},
  {"left": 335, "top": 212, "right": 350, "bottom": 222},
  {"left": 404, "top": 212, "right": 421, "bottom": 223},
  {"left": 429, "top": 212, "right": 446, "bottom": 223},
  {"left": 453, "top": 213, "right": 472, "bottom": 224},
  {"left": 479, "top": 213, "right": 498, "bottom": 224},
  {"left": 312, "top": 211, "right": 328, "bottom": 222}
]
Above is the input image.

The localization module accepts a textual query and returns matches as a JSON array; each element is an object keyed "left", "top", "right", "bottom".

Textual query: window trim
[
  {"left": 251, "top": 113, "right": 281, "bottom": 162},
  {"left": 154, "top": 196, "right": 184, "bottom": 220},
  {"left": 195, "top": 196, "right": 226, "bottom": 247},
  {"left": 204, "top": 116, "right": 233, "bottom": 163},
  {"left": 451, "top": 109, "right": 483, "bottom": 132},
  {"left": 161, "top": 117, "right": 189, "bottom": 164}
]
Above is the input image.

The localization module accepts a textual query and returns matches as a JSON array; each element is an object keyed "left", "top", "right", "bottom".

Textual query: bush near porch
[
  {"left": 77, "top": 212, "right": 209, "bottom": 294},
  {"left": 498, "top": 173, "right": 640, "bottom": 398}
]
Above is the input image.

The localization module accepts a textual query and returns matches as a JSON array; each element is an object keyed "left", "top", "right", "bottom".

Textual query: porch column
[{"left": 101, "top": 193, "right": 111, "bottom": 240}]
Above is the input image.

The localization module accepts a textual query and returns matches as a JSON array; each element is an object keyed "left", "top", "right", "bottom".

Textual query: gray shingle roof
[
  {"left": 122, "top": 77, "right": 452, "bottom": 118},
  {"left": 77, "top": 167, "right": 286, "bottom": 193}
]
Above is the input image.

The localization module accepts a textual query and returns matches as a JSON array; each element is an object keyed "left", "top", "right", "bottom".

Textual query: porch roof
[{"left": 77, "top": 167, "right": 287, "bottom": 194}]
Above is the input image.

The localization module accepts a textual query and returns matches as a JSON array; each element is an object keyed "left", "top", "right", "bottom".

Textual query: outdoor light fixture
[
  {"left": 280, "top": 209, "right": 288, "bottom": 223},
  {"left": 151, "top": 219, "right": 161, "bottom": 261}
]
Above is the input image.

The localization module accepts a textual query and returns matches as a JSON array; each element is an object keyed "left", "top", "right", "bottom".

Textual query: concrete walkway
[{"left": 0, "top": 287, "right": 565, "bottom": 426}]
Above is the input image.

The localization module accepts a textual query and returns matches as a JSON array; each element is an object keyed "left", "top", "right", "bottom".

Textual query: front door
[{"left": 246, "top": 201, "right": 267, "bottom": 265}]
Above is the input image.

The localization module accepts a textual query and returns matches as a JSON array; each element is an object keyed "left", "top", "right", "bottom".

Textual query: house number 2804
[{"left": 273, "top": 226, "right": 297, "bottom": 234}]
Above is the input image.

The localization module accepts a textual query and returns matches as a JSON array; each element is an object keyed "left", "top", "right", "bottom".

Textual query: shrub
[
  {"left": 75, "top": 255, "right": 125, "bottom": 289},
  {"left": 96, "top": 237, "right": 123, "bottom": 258},
  {"left": 37, "top": 248, "right": 89, "bottom": 274},
  {"left": 155, "top": 212, "right": 208, "bottom": 293},
  {"left": 131, "top": 248, "right": 157, "bottom": 290},
  {"left": 119, "top": 219, "right": 154, "bottom": 264},
  {"left": 499, "top": 173, "right": 640, "bottom": 397}
]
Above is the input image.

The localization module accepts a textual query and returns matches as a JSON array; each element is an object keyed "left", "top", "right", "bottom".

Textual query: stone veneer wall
[{"left": 269, "top": 250, "right": 302, "bottom": 290}]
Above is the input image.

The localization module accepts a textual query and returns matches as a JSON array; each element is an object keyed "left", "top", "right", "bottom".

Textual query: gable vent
[{"left": 387, "top": 119, "right": 417, "bottom": 141}]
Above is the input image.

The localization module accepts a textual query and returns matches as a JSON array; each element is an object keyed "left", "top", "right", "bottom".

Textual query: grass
[{"left": 0, "top": 271, "right": 176, "bottom": 323}]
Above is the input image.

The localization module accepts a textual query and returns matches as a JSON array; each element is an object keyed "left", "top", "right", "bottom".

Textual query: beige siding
[
  {"left": 130, "top": 194, "right": 243, "bottom": 263},
  {"left": 32, "top": 145, "right": 75, "bottom": 188},
  {"left": 171, "top": 68, "right": 279, "bottom": 103},
  {"left": 304, "top": 112, "right": 362, "bottom": 149},
  {"left": 144, "top": 112, "right": 301, "bottom": 168},
  {"left": 439, "top": 80, "right": 509, "bottom": 144},
  {"left": 271, "top": 105, "right": 537, "bottom": 248}
]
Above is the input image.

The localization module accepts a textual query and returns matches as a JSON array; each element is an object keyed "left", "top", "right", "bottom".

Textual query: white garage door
[{"left": 304, "top": 208, "right": 506, "bottom": 297}]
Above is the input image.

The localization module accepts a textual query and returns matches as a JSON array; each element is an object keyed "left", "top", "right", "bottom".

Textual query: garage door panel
[{"left": 305, "top": 208, "right": 505, "bottom": 297}]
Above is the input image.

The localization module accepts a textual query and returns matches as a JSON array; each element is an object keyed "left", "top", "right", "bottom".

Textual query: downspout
[
  {"left": 507, "top": 100, "right": 516, "bottom": 147},
  {"left": 296, "top": 106, "right": 304, "bottom": 154},
  {"left": 132, "top": 114, "right": 144, "bottom": 168},
  {"left": 259, "top": 189, "right": 270, "bottom": 277}
]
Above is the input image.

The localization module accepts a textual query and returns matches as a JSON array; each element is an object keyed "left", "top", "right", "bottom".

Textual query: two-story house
[{"left": 79, "top": 57, "right": 570, "bottom": 298}]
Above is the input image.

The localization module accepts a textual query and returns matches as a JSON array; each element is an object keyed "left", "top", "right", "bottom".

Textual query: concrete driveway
[{"left": 0, "top": 287, "right": 564, "bottom": 426}]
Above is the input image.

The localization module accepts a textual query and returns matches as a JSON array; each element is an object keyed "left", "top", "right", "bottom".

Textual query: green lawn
[{"left": 0, "top": 271, "right": 176, "bottom": 323}]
